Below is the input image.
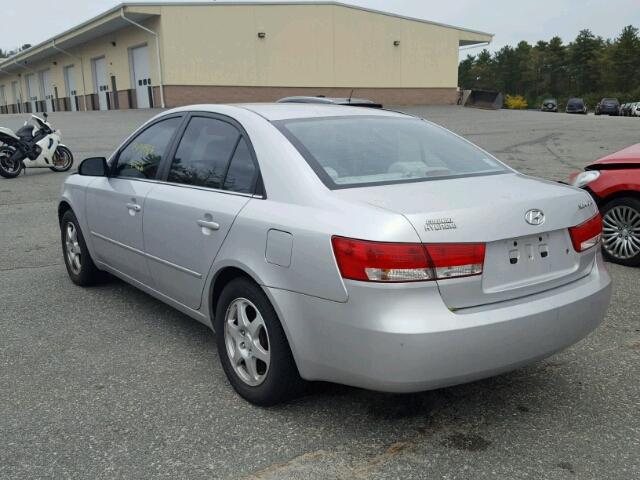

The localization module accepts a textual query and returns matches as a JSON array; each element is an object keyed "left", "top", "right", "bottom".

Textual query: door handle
[
  {"left": 197, "top": 219, "right": 220, "bottom": 231},
  {"left": 126, "top": 202, "right": 141, "bottom": 213}
]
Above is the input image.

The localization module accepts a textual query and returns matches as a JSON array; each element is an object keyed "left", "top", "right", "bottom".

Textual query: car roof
[
  {"left": 156, "top": 103, "right": 411, "bottom": 123},
  {"left": 277, "top": 96, "right": 383, "bottom": 108},
  {"left": 240, "top": 103, "right": 407, "bottom": 120}
]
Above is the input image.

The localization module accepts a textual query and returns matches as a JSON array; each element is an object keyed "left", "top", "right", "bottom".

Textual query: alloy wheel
[
  {"left": 224, "top": 298, "right": 271, "bottom": 386},
  {"left": 602, "top": 205, "right": 640, "bottom": 260},
  {"left": 65, "top": 222, "right": 82, "bottom": 274}
]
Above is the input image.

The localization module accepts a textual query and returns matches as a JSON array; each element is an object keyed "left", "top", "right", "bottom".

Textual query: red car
[{"left": 569, "top": 143, "right": 640, "bottom": 266}]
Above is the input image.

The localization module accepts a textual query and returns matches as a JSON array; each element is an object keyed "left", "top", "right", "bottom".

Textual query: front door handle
[
  {"left": 126, "top": 202, "right": 141, "bottom": 213},
  {"left": 197, "top": 219, "right": 220, "bottom": 231}
]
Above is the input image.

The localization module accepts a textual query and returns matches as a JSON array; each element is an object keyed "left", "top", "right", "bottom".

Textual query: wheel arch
[
  {"left": 58, "top": 200, "right": 73, "bottom": 225},
  {"left": 209, "top": 265, "right": 263, "bottom": 327},
  {"left": 597, "top": 189, "right": 640, "bottom": 207}
]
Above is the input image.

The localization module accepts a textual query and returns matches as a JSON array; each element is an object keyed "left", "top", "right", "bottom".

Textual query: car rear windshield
[
  {"left": 274, "top": 116, "right": 508, "bottom": 189},
  {"left": 568, "top": 99, "right": 583, "bottom": 106}
]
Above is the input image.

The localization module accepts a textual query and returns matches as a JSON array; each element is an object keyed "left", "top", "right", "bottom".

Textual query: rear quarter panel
[{"left": 209, "top": 196, "right": 422, "bottom": 305}]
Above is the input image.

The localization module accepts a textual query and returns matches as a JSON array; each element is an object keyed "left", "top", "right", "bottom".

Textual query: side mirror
[{"left": 78, "top": 157, "right": 109, "bottom": 177}]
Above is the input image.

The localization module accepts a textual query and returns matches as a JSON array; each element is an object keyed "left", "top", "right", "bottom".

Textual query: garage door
[
  {"left": 26, "top": 74, "right": 38, "bottom": 112},
  {"left": 92, "top": 56, "right": 109, "bottom": 111},
  {"left": 11, "top": 81, "right": 21, "bottom": 112},
  {"left": 130, "top": 45, "right": 151, "bottom": 109},
  {"left": 64, "top": 65, "right": 78, "bottom": 111},
  {"left": 40, "top": 69, "right": 54, "bottom": 112}
]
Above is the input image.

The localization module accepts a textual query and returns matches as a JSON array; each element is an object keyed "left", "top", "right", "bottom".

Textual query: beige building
[{"left": 0, "top": 2, "right": 492, "bottom": 113}]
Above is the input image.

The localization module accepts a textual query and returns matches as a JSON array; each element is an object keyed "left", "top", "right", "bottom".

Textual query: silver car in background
[{"left": 59, "top": 104, "right": 612, "bottom": 405}]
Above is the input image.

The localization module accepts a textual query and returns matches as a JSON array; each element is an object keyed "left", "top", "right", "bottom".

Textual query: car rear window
[{"left": 275, "top": 116, "right": 508, "bottom": 189}]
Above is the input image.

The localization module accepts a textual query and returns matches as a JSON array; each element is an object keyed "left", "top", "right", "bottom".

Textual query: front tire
[
  {"left": 0, "top": 147, "right": 23, "bottom": 178},
  {"left": 601, "top": 197, "right": 640, "bottom": 267},
  {"left": 215, "top": 277, "right": 305, "bottom": 406},
  {"left": 50, "top": 146, "right": 74, "bottom": 172},
  {"left": 61, "top": 210, "right": 102, "bottom": 285}
]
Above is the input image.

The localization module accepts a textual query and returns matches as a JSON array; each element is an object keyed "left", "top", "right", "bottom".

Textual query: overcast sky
[{"left": 2, "top": 0, "right": 639, "bottom": 57}]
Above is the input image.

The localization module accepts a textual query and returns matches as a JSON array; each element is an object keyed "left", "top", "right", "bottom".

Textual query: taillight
[
  {"left": 425, "top": 243, "right": 486, "bottom": 279},
  {"left": 331, "top": 236, "right": 485, "bottom": 283},
  {"left": 569, "top": 213, "right": 602, "bottom": 252}
]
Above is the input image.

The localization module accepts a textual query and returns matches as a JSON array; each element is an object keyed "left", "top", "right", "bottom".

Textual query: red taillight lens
[
  {"left": 331, "top": 236, "right": 485, "bottom": 282},
  {"left": 331, "top": 237, "right": 432, "bottom": 282},
  {"left": 569, "top": 213, "right": 602, "bottom": 252},
  {"left": 426, "top": 243, "right": 486, "bottom": 279}
]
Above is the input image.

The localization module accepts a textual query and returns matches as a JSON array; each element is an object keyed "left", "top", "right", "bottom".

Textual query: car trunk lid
[{"left": 334, "top": 173, "right": 599, "bottom": 308}]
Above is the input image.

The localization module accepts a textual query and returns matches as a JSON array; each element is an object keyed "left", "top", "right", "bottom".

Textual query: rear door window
[
  {"left": 168, "top": 117, "right": 240, "bottom": 189},
  {"left": 222, "top": 138, "right": 258, "bottom": 194}
]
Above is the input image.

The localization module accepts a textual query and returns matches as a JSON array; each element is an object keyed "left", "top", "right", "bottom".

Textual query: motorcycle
[{"left": 0, "top": 113, "right": 73, "bottom": 179}]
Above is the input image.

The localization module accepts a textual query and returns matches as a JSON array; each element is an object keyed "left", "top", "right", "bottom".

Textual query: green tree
[
  {"left": 610, "top": 25, "right": 640, "bottom": 92},
  {"left": 567, "top": 29, "right": 605, "bottom": 94}
]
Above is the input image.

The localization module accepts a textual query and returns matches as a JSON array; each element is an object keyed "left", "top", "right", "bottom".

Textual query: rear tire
[
  {"left": 215, "top": 277, "right": 305, "bottom": 406},
  {"left": 61, "top": 210, "right": 102, "bottom": 285},
  {"left": 50, "top": 146, "right": 74, "bottom": 172},
  {"left": 601, "top": 197, "right": 640, "bottom": 267},
  {"left": 0, "top": 147, "right": 23, "bottom": 178}
]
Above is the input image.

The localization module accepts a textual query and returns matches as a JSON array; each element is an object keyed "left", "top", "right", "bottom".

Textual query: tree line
[
  {"left": 459, "top": 26, "right": 640, "bottom": 108},
  {"left": 0, "top": 44, "right": 33, "bottom": 59}
]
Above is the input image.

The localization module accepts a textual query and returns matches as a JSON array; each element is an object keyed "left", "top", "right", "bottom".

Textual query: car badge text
[
  {"left": 525, "top": 209, "right": 545, "bottom": 226},
  {"left": 578, "top": 200, "right": 594, "bottom": 210},
  {"left": 425, "top": 217, "right": 457, "bottom": 231}
]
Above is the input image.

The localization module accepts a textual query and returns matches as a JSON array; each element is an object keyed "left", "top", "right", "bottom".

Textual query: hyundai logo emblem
[{"left": 525, "top": 209, "right": 545, "bottom": 226}]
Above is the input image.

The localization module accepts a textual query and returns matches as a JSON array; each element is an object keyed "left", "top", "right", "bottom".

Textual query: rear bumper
[{"left": 267, "top": 254, "right": 611, "bottom": 392}]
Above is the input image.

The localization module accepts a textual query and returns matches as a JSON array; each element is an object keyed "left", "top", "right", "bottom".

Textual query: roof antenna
[{"left": 348, "top": 88, "right": 354, "bottom": 104}]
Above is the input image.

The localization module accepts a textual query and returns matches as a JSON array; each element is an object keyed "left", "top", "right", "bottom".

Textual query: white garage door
[
  {"left": 130, "top": 45, "right": 151, "bottom": 109},
  {"left": 92, "top": 56, "right": 109, "bottom": 111},
  {"left": 26, "top": 73, "right": 38, "bottom": 112},
  {"left": 11, "top": 81, "right": 21, "bottom": 112},
  {"left": 64, "top": 65, "right": 78, "bottom": 111},
  {"left": 40, "top": 69, "right": 54, "bottom": 112}
]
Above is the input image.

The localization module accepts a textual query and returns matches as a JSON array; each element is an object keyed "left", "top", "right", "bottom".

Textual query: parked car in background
[
  {"left": 58, "top": 103, "right": 611, "bottom": 405},
  {"left": 540, "top": 98, "right": 558, "bottom": 112},
  {"left": 569, "top": 143, "right": 640, "bottom": 266},
  {"left": 631, "top": 102, "right": 640, "bottom": 117},
  {"left": 566, "top": 98, "right": 588, "bottom": 114},
  {"left": 620, "top": 103, "right": 630, "bottom": 116},
  {"left": 595, "top": 98, "right": 620, "bottom": 116}
]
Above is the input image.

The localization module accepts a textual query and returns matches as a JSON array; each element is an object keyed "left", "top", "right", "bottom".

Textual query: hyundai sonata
[{"left": 59, "top": 104, "right": 612, "bottom": 405}]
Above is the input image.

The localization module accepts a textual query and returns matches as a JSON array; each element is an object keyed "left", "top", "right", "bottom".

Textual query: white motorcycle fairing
[{"left": 24, "top": 129, "right": 62, "bottom": 168}]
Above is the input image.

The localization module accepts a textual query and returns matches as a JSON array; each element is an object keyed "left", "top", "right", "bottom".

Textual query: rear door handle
[
  {"left": 126, "top": 202, "right": 141, "bottom": 213},
  {"left": 197, "top": 219, "right": 220, "bottom": 231}
]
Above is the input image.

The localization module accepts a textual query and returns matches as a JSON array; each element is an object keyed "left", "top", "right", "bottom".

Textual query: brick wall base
[
  {"left": 162, "top": 85, "right": 458, "bottom": 107},
  {"left": 0, "top": 86, "right": 457, "bottom": 114}
]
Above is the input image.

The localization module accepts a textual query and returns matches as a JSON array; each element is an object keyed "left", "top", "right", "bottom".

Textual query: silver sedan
[{"left": 59, "top": 104, "right": 612, "bottom": 405}]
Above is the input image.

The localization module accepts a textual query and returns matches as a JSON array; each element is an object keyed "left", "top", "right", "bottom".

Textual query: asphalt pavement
[{"left": 1, "top": 107, "right": 638, "bottom": 479}]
